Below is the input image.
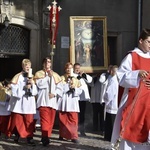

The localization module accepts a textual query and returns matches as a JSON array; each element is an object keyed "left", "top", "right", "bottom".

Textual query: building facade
[{"left": 0, "top": 0, "right": 148, "bottom": 80}]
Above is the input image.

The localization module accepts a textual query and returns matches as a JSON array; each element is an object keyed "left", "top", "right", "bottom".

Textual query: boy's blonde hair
[{"left": 22, "top": 59, "right": 31, "bottom": 67}]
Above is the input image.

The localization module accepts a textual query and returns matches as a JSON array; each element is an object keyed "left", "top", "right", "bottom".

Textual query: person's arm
[
  {"left": 99, "top": 73, "right": 107, "bottom": 84},
  {"left": 30, "top": 84, "right": 38, "bottom": 96},
  {"left": 11, "top": 83, "right": 23, "bottom": 99},
  {"left": 36, "top": 76, "right": 49, "bottom": 89},
  {"left": 82, "top": 73, "right": 93, "bottom": 84},
  {"left": 73, "top": 86, "right": 82, "bottom": 97},
  {"left": 55, "top": 81, "right": 64, "bottom": 98},
  {"left": 104, "top": 78, "right": 117, "bottom": 105},
  {"left": 117, "top": 54, "right": 140, "bottom": 88}
]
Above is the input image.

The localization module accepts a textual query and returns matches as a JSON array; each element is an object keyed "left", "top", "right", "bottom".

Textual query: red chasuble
[{"left": 121, "top": 52, "right": 150, "bottom": 143}]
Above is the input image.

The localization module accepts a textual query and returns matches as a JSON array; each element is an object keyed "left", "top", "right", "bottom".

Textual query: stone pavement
[{"left": 0, "top": 128, "right": 111, "bottom": 150}]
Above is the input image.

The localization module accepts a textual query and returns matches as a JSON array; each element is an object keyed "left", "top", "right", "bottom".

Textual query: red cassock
[
  {"left": 7, "top": 113, "right": 34, "bottom": 138},
  {"left": 39, "top": 107, "right": 56, "bottom": 137},
  {"left": 0, "top": 115, "right": 11, "bottom": 135},
  {"left": 121, "top": 52, "right": 150, "bottom": 143},
  {"left": 59, "top": 111, "right": 78, "bottom": 140}
]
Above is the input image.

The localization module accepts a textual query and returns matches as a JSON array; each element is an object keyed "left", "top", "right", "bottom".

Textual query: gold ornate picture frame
[{"left": 70, "top": 16, "right": 108, "bottom": 73}]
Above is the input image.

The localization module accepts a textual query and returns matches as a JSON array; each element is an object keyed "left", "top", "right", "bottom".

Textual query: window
[{"left": 0, "top": 24, "right": 30, "bottom": 56}]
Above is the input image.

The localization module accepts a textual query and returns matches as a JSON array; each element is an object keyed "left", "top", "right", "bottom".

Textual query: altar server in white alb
[
  {"left": 103, "top": 65, "right": 119, "bottom": 142},
  {"left": 34, "top": 57, "right": 63, "bottom": 147},
  {"left": 58, "top": 62, "right": 82, "bottom": 144},
  {"left": 99, "top": 65, "right": 113, "bottom": 107},
  {"left": 73, "top": 63, "right": 92, "bottom": 136},
  {"left": 7, "top": 59, "right": 37, "bottom": 146},
  {"left": 111, "top": 29, "right": 150, "bottom": 150},
  {"left": 0, "top": 79, "right": 11, "bottom": 137}
]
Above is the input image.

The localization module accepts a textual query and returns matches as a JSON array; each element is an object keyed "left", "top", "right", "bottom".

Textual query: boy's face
[
  {"left": 22, "top": 63, "right": 31, "bottom": 73},
  {"left": 43, "top": 59, "right": 51, "bottom": 70},
  {"left": 139, "top": 36, "right": 150, "bottom": 52},
  {"left": 65, "top": 65, "right": 73, "bottom": 75},
  {"left": 111, "top": 68, "right": 118, "bottom": 76},
  {"left": 74, "top": 65, "right": 80, "bottom": 74}
]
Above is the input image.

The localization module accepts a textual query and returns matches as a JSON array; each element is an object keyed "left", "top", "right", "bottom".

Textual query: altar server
[
  {"left": 7, "top": 59, "right": 37, "bottom": 146},
  {"left": 34, "top": 57, "right": 63, "bottom": 146}
]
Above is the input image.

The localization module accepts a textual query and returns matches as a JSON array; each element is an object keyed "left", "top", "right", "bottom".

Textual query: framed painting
[{"left": 70, "top": 16, "right": 108, "bottom": 73}]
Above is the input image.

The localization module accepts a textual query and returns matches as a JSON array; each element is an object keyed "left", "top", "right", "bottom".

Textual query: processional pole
[{"left": 47, "top": 0, "right": 62, "bottom": 69}]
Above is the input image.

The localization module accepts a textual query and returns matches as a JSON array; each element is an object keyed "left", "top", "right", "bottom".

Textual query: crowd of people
[
  {"left": 1, "top": 28, "right": 150, "bottom": 150},
  {"left": 0, "top": 56, "right": 118, "bottom": 147}
]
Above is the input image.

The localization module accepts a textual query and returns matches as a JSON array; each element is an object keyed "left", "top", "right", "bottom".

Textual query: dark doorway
[
  {"left": 0, "top": 56, "right": 26, "bottom": 81},
  {"left": 108, "top": 36, "right": 117, "bottom": 65},
  {"left": 0, "top": 24, "right": 30, "bottom": 81}
]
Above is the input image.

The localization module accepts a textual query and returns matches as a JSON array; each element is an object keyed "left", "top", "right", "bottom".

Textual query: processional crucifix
[{"left": 47, "top": 0, "right": 62, "bottom": 69}]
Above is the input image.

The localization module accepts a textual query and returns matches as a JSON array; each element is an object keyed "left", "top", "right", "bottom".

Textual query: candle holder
[
  {"left": 24, "top": 68, "right": 33, "bottom": 97},
  {"left": 66, "top": 76, "right": 75, "bottom": 95}
]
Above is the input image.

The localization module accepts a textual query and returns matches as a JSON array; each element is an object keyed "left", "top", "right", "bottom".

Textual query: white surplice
[
  {"left": 36, "top": 74, "right": 63, "bottom": 110},
  {"left": 73, "top": 73, "right": 92, "bottom": 101},
  {"left": 7, "top": 74, "right": 37, "bottom": 114},
  {"left": 57, "top": 76, "right": 82, "bottom": 112}
]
